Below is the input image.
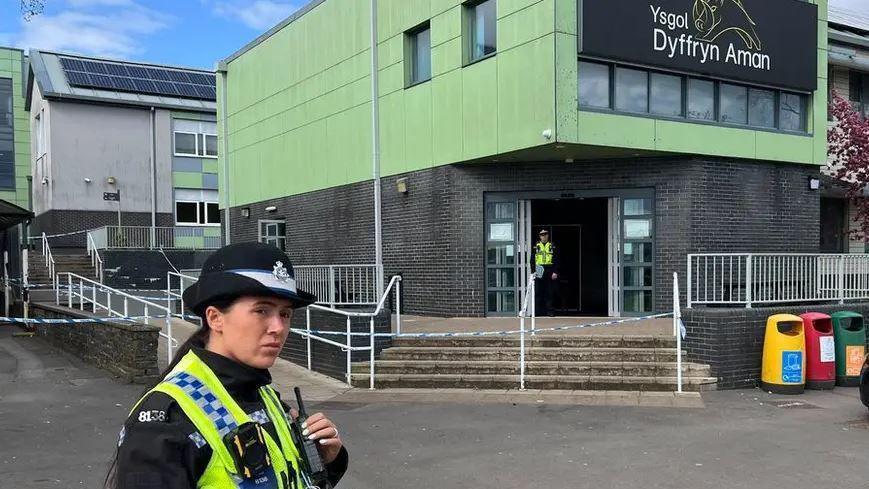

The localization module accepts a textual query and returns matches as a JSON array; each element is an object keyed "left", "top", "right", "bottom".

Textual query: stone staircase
[
  {"left": 28, "top": 252, "right": 99, "bottom": 287},
  {"left": 350, "top": 335, "right": 717, "bottom": 392}
]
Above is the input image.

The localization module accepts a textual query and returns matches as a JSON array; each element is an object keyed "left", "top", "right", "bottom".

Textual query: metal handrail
[
  {"left": 60, "top": 272, "right": 177, "bottom": 364},
  {"left": 166, "top": 271, "right": 201, "bottom": 326},
  {"left": 300, "top": 275, "right": 403, "bottom": 389},
  {"left": 517, "top": 273, "right": 536, "bottom": 390},
  {"left": 86, "top": 232, "right": 104, "bottom": 282},
  {"left": 41, "top": 233, "right": 59, "bottom": 303}
]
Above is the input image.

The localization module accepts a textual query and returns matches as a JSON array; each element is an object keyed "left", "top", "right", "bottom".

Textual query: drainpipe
[
  {"left": 370, "top": 0, "right": 384, "bottom": 296},
  {"left": 149, "top": 107, "right": 156, "bottom": 249},
  {"left": 218, "top": 64, "right": 231, "bottom": 245}
]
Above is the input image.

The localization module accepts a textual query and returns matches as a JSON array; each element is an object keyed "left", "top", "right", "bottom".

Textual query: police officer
[
  {"left": 533, "top": 229, "right": 558, "bottom": 317},
  {"left": 106, "top": 242, "right": 348, "bottom": 489}
]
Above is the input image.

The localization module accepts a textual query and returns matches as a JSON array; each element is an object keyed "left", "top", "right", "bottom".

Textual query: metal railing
[
  {"left": 166, "top": 271, "right": 201, "bottom": 326},
  {"left": 40, "top": 233, "right": 59, "bottom": 299},
  {"left": 60, "top": 272, "right": 177, "bottom": 363},
  {"left": 87, "top": 226, "right": 222, "bottom": 250},
  {"left": 86, "top": 232, "right": 105, "bottom": 282},
  {"left": 299, "top": 275, "right": 402, "bottom": 389},
  {"left": 518, "top": 273, "right": 536, "bottom": 390},
  {"left": 687, "top": 253, "right": 869, "bottom": 308},
  {"left": 295, "top": 265, "right": 382, "bottom": 307}
]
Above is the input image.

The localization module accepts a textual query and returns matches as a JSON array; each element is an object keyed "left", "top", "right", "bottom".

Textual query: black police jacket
[{"left": 114, "top": 347, "right": 349, "bottom": 488}]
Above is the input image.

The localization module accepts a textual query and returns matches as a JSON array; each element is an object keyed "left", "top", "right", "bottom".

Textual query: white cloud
[
  {"left": 12, "top": 0, "right": 171, "bottom": 59},
  {"left": 213, "top": 1, "right": 298, "bottom": 31},
  {"left": 830, "top": 0, "right": 868, "bottom": 14}
]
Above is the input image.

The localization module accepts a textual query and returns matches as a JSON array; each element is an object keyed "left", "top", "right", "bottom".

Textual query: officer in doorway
[{"left": 533, "top": 229, "right": 558, "bottom": 317}]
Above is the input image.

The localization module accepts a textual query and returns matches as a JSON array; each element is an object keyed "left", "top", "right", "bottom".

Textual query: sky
[
  {"left": 0, "top": 0, "right": 303, "bottom": 69},
  {"left": 0, "top": 0, "right": 866, "bottom": 70}
]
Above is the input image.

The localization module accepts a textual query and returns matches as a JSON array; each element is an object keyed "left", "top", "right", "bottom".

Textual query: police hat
[
  {"left": 182, "top": 242, "right": 317, "bottom": 315},
  {"left": 538, "top": 229, "right": 549, "bottom": 235}
]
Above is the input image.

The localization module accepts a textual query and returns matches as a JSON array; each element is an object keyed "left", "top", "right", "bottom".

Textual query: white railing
[
  {"left": 518, "top": 273, "right": 536, "bottom": 390},
  {"left": 40, "top": 233, "right": 59, "bottom": 299},
  {"left": 87, "top": 226, "right": 221, "bottom": 250},
  {"left": 299, "top": 275, "right": 402, "bottom": 389},
  {"left": 86, "top": 232, "right": 104, "bottom": 282},
  {"left": 166, "top": 271, "right": 201, "bottom": 326},
  {"left": 295, "top": 265, "right": 382, "bottom": 307},
  {"left": 59, "top": 272, "right": 177, "bottom": 364},
  {"left": 687, "top": 253, "right": 869, "bottom": 308}
]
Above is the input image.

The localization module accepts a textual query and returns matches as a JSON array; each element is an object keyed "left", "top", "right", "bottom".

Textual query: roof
[
  {"left": 26, "top": 50, "right": 217, "bottom": 113},
  {"left": 221, "top": 0, "right": 326, "bottom": 67},
  {"left": 829, "top": 5, "right": 869, "bottom": 35},
  {"left": 0, "top": 199, "right": 32, "bottom": 231}
]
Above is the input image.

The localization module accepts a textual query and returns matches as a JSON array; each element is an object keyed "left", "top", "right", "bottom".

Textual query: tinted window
[
  {"left": 410, "top": 26, "right": 431, "bottom": 84},
  {"left": 650, "top": 73, "right": 682, "bottom": 117},
  {"left": 578, "top": 62, "right": 610, "bottom": 108},
  {"left": 615, "top": 67, "right": 648, "bottom": 113},
  {"left": 0, "top": 79, "right": 14, "bottom": 189},
  {"left": 175, "top": 132, "right": 197, "bottom": 155},
  {"left": 720, "top": 84, "right": 747, "bottom": 124},
  {"left": 780, "top": 93, "right": 805, "bottom": 132},
  {"left": 687, "top": 79, "right": 715, "bottom": 121},
  {"left": 469, "top": 0, "right": 496, "bottom": 61},
  {"left": 176, "top": 202, "right": 198, "bottom": 224},
  {"left": 748, "top": 88, "right": 775, "bottom": 128}
]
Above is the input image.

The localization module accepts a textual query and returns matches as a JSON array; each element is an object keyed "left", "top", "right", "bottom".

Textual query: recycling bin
[
  {"left": 831, "top": 311, "right": 866, "bottom": 387},
  {"left": 800, "top": 312, "right": 835, "bottom": 390},
  {"left": 761, "top": 314, "right": 806, "bottom": 394}
]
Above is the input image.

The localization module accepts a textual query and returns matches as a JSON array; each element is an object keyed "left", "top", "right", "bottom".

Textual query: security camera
[
  {"left": 84, "top": 178, "right": 91, "bottom": 183},
  {"left": 542, "top": 129, "right": 553, "bottom": 140},
  {"left": 41, "top": 177, "right": 48, "bottom": 185}
]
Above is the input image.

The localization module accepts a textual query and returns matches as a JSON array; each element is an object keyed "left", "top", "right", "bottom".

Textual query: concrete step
[
  {"left": 351, "top": 360, "right": 711, "bottom": 377},
  {"left": 380, "top": 347, "right": 684, "bottom": 362},
  {"left": 392, "top": 335, "right": 676, "bottom": 349},
  {"left": 349, "top": 374, "right": 718, "bottom": 392}
]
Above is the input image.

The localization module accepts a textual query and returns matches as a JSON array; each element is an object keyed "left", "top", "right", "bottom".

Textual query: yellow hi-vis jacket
[{"left": 534, "top": 242, "right": 555, "bottom": 266}]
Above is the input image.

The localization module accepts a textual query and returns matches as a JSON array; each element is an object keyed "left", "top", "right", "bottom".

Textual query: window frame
[
  {"left": 258, "top": 219, "right": 287, "bottom": 251},
  {"left": 173, "top": 131, "right": 199, "bottom": 157},
  {"left": 174, "top": 200, "right": 201, "bottom": 226},
  {"left": 464, "top": 0, "right": 497, "bottom": 66},
  {"left": 0, "top": 78, "right": 15, "bottom": 190},
  {"left": 405, "top": 21, "right": 432, "bottom": 88},
  {"left": 201, "top": 133, "right": 218, "bottom": 158},
  {"left": 174, "top": 197, "right": 220, "bottom": 227}
]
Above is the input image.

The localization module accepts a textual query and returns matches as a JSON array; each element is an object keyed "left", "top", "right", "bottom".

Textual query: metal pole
[
  {"left": 92, "top": 282, "right": 96, "bottom": 313},
  {"left": 531, "top": 275, "right": 536, "bottom": 335},
  {"left": 370, "top": 0, "right": 384, "bottom": 297},
  {"left": 520, "top": 313, "right": 526, "bottom": 390},
  {"left": 166, "top": 313, "right": 173, "bottom": 365},
  {"left": 395, "top": 278, "right": 401, "bottom": 335},
  {"left": 22, "top": 249, "right": 28, "bottom": 319},
  {"left": 745, "top": 255, "right": 752, "bottom": 308},
  {"left": 149, "top": 107, "right": 157, "bottom": 250},
  {"left": 4, "top": 251, "right": 9, "bottom": 317},
  {"left": 306, "top": 307, "right": 312, "bottom": 370},
  {"left": 346, "top": 316, "right": 352, "bottom": 385},
  {"left": 79, "top": 278, "right": 84, "bottom": 311},
  {"left": 674, "top": 272, "right": 683, "bottom": 394},
  {"left": 218, "top": 67, "right": 232, "bottom": 245},
  {"left": 369, "top": 317, "right": 375, "bottom": 390},
  {"left": 67, "top": 275, "right": 72, "bottom": 308},
  {"left": 686, "top": 255, "right": 692, "bottom": 308},
  {"left": 838, "top": 255, "right": 845, "bottom": 305}
]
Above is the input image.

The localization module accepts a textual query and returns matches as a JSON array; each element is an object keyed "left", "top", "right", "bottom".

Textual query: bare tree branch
[{"left": 20, "top": 0, "right": 44, "bottom": 21}]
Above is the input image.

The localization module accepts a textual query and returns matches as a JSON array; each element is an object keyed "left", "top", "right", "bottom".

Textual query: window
[
  {"left": 578, "top": 62, "right": 610, "bottom": 108},
  {"left": 687, "top": 79, "right": 715, "bottom": 121},
  {"left": 615, "top": 67, "right": 648, "bottom": 113},
  {"left": 202, "top": 134, "right": 218, "bottom": 157},
  {"left": 0, "top": 78, "right": 14, "bottom": 189},
  {"left": 259, "top": 220, "right": 287, "bottom": 251},
  {"left": 467, "top": 0, "right": 496, "bottom": 63},
  {"left": 719, "top": 84, "right": 748, "bottom": 124},
  {"left": 779, "top": 92, "right": 806, "bottom": 132},
  {"left": 175, "top": 189, "right": 219, "bottom": 226},
  {"left": 748, "top": 88, "right": 775, "bottom": 128},
  {"left": 650, "top": 73, "right": 682, "bottom": 117},
  {"left": 407, "top": 23, "right": 431, "bottom": 85},
  {"left": 35, "top": 111, "right": 46, "bottom": 158},
  {"left": 174, "top": 132, "right": 198, "bottom": 156}
]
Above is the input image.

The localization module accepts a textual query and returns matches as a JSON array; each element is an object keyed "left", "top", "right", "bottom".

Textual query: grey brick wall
[
  {"left": 682, "top": 302, "right": 869, "bottom": 389},
  {"left": 229, "top": 158, "right": 821, "bottom": 317},
  {"left": 32, "top": 210, "right": 174, "bottom": 248}
]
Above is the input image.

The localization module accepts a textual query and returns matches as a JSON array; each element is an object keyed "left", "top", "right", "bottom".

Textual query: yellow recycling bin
[{"left": 761, "top": 314, "right": 806, "bottom": 394}]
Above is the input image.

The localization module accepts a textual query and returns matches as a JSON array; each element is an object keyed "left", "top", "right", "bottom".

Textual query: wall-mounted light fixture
[
  {"left": 106, "top": 176, "right": 117, "bottom": 185},
  {"left": 265, "top": 205, "right": 277, "bottom": 213},
  {"left": 84, "top": 178, "right": 92, "bottom": 184},
  {"left": 41, "top": 177, "right": 48, "bottom": 185},
  {"left": 396, "top": 178, "right": 408, "bottom": 194},
  {"left": 808, "top": 177, "right": 820, "bottom": 191},
  {"left": 241, "top": 207, "right": 250, "bottom": 218}
]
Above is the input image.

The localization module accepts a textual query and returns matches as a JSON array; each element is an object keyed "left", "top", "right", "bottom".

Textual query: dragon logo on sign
[{"left": 692, "top": 0, "right": 762, "bottom": 50}]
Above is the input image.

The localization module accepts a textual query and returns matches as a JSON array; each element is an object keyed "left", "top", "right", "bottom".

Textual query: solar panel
[{"left": 59, "top": 56, "right": 217, "bottom": 101}]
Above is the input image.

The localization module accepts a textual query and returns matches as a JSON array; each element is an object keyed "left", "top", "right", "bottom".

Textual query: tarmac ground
[{"left": 2, "top": 325, "right": 868, "bottom": 489}]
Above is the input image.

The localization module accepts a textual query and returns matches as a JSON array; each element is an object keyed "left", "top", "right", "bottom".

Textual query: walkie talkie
[{"left": 290, "top": 387, "right": 332, "bottom": 489}]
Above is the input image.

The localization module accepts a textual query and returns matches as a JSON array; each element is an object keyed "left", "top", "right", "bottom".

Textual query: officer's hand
[
  {"left": 292, "top": 409, "right": 343, "bottom": 464},
  {"left": 551, "top": 273, "right": 558, "bottom": 280}
]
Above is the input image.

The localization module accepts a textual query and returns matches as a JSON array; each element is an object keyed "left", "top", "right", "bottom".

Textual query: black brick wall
[
  {"left": 229, "top": 158, "right": 821, "bottom": 317},
  {"left": 103, "top": 249, "right": 214, "bottom": 289},
  {"left": 682, "top": 303, "right": 869, "bottom": 389},
  {"left": 32, "top": 210, "right": 174, "bottom": 248}
]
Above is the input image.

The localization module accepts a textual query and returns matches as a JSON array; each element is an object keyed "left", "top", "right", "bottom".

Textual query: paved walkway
[{"left": 397, "top": 315, "right": 674, "bottom": 336}]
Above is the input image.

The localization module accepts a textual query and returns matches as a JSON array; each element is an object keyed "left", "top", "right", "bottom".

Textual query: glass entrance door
[
  {"left": 621, "top": 197, "right": 654, "bottom": 314},
  {"left": 485, "top": 200, "right": 517, "bottom": 315}
]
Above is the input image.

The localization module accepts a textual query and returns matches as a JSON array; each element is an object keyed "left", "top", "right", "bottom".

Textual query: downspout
[
  {"left": 218, "top": 64, "right": 231, "bottom": 245},
  {"left": 370, "top": 0, "right": 384, "bottom": 296},
  {"left": 149, "top": 107, "right": 156, "bottom": 249}
]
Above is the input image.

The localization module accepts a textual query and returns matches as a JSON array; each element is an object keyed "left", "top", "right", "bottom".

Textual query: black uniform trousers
[{"left": 535, "top": 266, "right": 557, "bottom": 316}]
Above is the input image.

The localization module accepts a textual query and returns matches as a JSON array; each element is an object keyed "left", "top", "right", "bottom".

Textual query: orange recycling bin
[
  {"left": 761, "top": 314, "right": 805, "bottom": 394},
  {"left": 800, "top": 313, "right": 836, "bottom": 390}
]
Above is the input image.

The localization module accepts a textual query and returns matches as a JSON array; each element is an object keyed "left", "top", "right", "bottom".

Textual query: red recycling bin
[{"left": 800, "top": 312, "right": 836, "bottom": 390}]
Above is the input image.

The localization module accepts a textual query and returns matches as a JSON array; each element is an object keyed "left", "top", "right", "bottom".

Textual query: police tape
[
  {"left": 27, "top": 229, "right": 90, "bottom": 240},
  {"left": 289, "top": 312, "right": 676, "bottom": 339},
  {"left": 0, "top": 313, "right": 201, "bottom": 325}
]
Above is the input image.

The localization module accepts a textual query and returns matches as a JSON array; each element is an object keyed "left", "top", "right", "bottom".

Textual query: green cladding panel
[
  {"left": 220, "top": 0, "right": 827, "bottom": 206},
  {"left": 0, "top": 48, "right": 30, "bottom": 210}
]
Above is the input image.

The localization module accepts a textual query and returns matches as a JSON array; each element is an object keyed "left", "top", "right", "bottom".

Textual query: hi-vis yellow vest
[
  {"left": 133, "top": 351, "right": 303, "bottom": 489},
  {"left": 535, "top": 242, "right": 554, "bottom": 266}
]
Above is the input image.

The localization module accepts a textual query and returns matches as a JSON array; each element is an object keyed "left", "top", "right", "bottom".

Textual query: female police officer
[{"left": 106, "top": 242, "right": 348, "bottom": 489}]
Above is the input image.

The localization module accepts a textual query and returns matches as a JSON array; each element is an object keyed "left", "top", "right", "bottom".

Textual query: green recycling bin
[{"left": 831, "top": 311, "right": 866, "bottom": 387}]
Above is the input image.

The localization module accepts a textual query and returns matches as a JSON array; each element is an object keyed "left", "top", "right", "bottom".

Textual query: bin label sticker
[
  {"left": 846, "top": 346, "right": 865, "bottom": 377},
  {"left": 781, "top": 351, "right": 803, "bottom": 383},
  {"left": 819, "top": 337, "right": 835, "bottom": 363}
]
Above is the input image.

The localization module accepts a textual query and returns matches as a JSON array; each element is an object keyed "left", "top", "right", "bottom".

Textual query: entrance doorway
[{"left": 484, "top": 190, "right": 655, "bottom": 318}]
